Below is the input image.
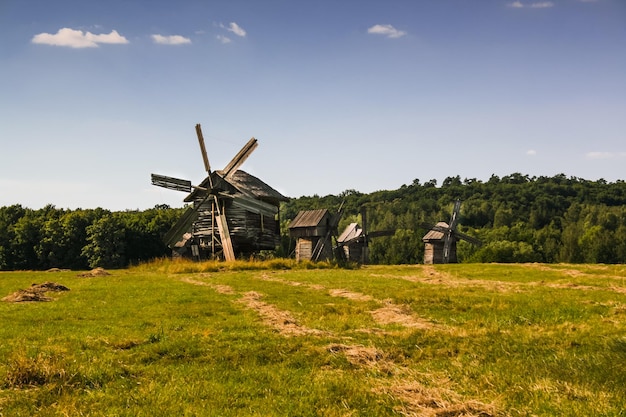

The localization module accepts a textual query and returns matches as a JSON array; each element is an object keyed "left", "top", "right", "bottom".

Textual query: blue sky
[{"left": 1, "top": 0, "right": 624, "bottom": 210}]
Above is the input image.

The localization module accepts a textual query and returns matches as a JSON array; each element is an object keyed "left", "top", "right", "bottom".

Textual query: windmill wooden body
[
  {"left": 336, "top": 205, "right": 395, "bottom": 264},
  {"left": 288, "top": 207, "right": 343, "bottom": 262},
  {"left": 422, "top": 200, "right": 481, "bottom": 264},
  {"left": 151, "top": 124, "right": 288, "bottom": 261}
]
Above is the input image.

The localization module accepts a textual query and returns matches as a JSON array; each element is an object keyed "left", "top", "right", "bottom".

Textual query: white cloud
[
  {"left": 151, "top": 34, "right": 191, "bottom": 45},
  {"left": 586, "top": 151, "right": 626, "bottom": 159},
  {"left": 530, "top": 2, "right": 554, "bottom": 8},
  {"left": 32, "top": 28, "right": 128, "bottom": 48},
  {"left": 508, "top": 1, "right": 554, "bottom": 8},
  {"left": 217, "top": 35, "right": 232, "bottom": 44},
  {"left": 526, "top": 149, "right": 537, "bottom": 156},
  {"left": 222, "top": 22, "right": 246, "bottom": 37},
  {"left": 367, "top": 24, "right": 407, "bottom": 39}
]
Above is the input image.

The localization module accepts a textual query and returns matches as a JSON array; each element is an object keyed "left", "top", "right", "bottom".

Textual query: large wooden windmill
[
  {"left": 151, "top": 124, "right": 288, "bottom": 261},
  {"left": 422, "top": 200, "right": 481, "bottom": 264}
]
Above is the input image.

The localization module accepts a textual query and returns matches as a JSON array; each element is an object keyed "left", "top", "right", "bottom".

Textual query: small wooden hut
[
  {"left": 288, "top": 209, "right": 335, "bottom": 261},
  {"left": 422, "top": 222, "right": 458, "bottom": 264}
]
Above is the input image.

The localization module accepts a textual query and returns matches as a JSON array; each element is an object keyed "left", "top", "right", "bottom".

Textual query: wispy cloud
[
  {"left": 151, "top": 34, "right": 191, "bottom": 45},
  {"left": 531, "top": 2, "right": 555, "bottom": 7},
  {"left": 215, "top": 22, "right": 246, "bottom": 44},
  {"left": 586, "top": 151, "right": 626, "bottom": 159},
  {"left": 216, "top": 35, "right": 232, "bottom": 44},
  {"left": 526, "top": 149, "right": 537, "bottom": 156},
  {"left": 367, "top": 24, "right": 407, "bottom": 39},
  {"left": 220, "top": 22, "right": 247, "bottom": 37},
  {"left": 508, "top": 1, "right": 554, "bottom": 8},
  {"left": 32, "top": 28, "right": 128, "bottom": 48}
]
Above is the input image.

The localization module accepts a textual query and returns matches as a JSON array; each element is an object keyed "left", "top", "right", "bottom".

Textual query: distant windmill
[
  {"left": 422, "top": 200, "right": 481, "bottom": 264},
  {"left": 151, "top": 124, "right": 288, "bottom": 261},
  {"left": 336, "top": 205, "right": 395, "bottom": 264},
  {"left": 288, "top": 202, "right": 344, "bottom": 262}
]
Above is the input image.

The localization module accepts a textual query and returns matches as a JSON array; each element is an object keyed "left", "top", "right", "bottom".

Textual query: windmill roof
[
  {"left": 422, "top": 222, "right": 450, "bottom": 241},
  {"left": 288, "top": 209, "right": 331, "bottom": 229},
  {"left": 184, "top": 170, "right": 289, "bottom": 203},
  {"left": 337, "top": 223, "right": 363, "bottom": 244}
]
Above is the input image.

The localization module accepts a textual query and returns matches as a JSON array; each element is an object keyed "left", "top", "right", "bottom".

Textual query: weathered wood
[
  {"left": 195, "top": 124, "right": 211, "bottom": 174},
  {"left": 223, "top": 138, "right": 258, "bottom": 178},
  {"left": 151, "top": 174, "right": 192, "bottom": 193}
]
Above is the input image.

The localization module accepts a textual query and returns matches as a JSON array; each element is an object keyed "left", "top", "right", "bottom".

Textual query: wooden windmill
[
  {"left": 422, "top": 200, "right": 481, "bottom": 264},
  {"left": 288, "top": 203, "right": 344, "bottom": 262},
  {"left": 336, "top": 205, "right": 395, "bottom": 264},
  {"left": 151, "top": 124, "right": 288, "bottom": 261}
]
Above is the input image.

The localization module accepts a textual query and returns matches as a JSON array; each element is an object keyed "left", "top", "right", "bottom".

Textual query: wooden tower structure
[{"left": 151, "top": 124, "right": 288, "bottom": 261}]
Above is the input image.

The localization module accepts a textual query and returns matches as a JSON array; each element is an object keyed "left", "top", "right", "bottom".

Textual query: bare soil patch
[
  {"left": 327, "top": 343, "right": 384, "bottom": 367},
  {"left": 329, "top": 289, "right": 374, "bottom": 302},
  {"left": 77, "top": 267, "right": 110, "bottom": 277},
  {"left": 237, "top": 291, "right": 325, "bottom": 337},
  {"left": 2, "top": 282, "right": 70, "bottom": 303},
  {"left": 179, "top": 277, "right": 235, "bottom": 294},
  {"left": 370, "top": 303, "right": 438, "bottom": 330},
  {"left": 259, "top": 273, "right": 326, "bottom": 290},
  {"left": 377, "top": 377, "right": 497, "bottom": 417}
]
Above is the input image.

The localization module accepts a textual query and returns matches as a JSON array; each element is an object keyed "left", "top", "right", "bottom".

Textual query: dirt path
[
  {"left": 179, "top": 272, "right": 495, "bottom": 416},
  {"left": 237, "top": 291, "right": 326, "bottom": 337}
]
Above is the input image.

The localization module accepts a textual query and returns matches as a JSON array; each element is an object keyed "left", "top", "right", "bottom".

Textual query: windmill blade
[
  {"left": 151, "top": 174, "right": 192, "bottom": 193},
  {"left": 360, "top": 205, "right": 369, "bottom": 264},
  {"left": 449, "top": 199, "right": 461, "bottom": 231},
  {"left": 455, "top": 230, "right": 482, "bottom": 246},
  {"left": 195, "top": 124, "right": 211, "bottom": 174},
  {"left": 368, "top": 230, "right": 395, "bottom": 238},
  {"left": 442, "top": 230, "right": 453, "bottom": 263},
  {"left": 222, "top": 137, "right": 258, "bottom": 178}
]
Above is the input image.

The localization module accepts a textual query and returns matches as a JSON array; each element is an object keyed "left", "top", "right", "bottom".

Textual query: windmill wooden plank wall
[{"left": 288, "top": 209, "right": 334, "bottom": 261}]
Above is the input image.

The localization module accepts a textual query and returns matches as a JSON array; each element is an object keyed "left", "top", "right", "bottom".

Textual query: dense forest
[{"left": 1, "top": 173, "right": 626, "bottom": 270}]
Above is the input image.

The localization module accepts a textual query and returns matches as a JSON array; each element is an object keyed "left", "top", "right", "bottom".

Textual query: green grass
[{"left": 1, "top": 262, "right": 625, "bottom": 416}]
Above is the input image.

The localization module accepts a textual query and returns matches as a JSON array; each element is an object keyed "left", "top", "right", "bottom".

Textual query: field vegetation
[{"left": 1, "top": 261, "right": 625, "bottom": 416}]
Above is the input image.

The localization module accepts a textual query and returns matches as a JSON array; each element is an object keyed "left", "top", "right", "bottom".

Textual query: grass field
[{"left": 1, "top": 261, "right": 625, "bottom": 416}]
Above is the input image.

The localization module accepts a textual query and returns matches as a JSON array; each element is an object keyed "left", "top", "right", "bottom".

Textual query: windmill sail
[{"left": 151, "top": 174, "right": 192, "bottom": 193}]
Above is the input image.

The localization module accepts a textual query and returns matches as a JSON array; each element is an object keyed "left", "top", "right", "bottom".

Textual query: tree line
[
  {"left": 0, "top": 204, "right": 182, "bottom": 270},
  {"left": 1, "top": 173, "right": 625, "bottom": 270},
  {"left": 280, "top": 173, "right": 626, "bottom": 264}
]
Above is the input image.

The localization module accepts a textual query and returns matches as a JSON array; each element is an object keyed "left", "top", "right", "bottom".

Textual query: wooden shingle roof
[
  {"left": 184, "top": 170, "right": 288, "bottom": 204},
  {"left": 422, "top": 222, "right": 450, "bottom": 241},
  {"left": 288, "top": 209, "right": 330, "bottom": 229}
]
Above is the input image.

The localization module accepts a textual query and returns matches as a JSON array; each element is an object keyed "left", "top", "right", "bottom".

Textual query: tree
[{"left": 82, "top": 213, "right": 126, "bottom": 269}]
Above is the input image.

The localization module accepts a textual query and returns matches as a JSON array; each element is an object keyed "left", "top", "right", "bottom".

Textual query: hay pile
[
  {"left": 2, "top": 282, "right": 70, "bottom": 303},
  {"left": 77, "top": 267, "right": 110, "bottom": 277}
]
